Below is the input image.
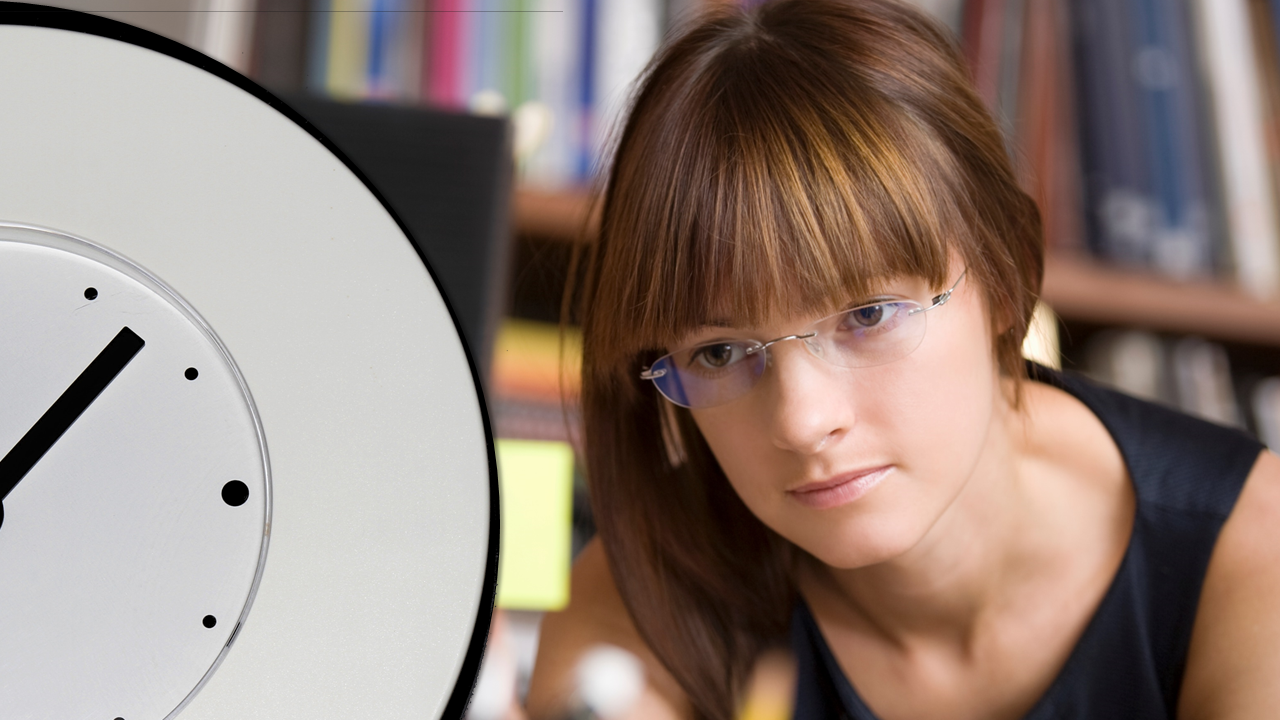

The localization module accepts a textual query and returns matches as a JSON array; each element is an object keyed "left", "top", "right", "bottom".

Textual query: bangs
[{"left": 588, "top": 30, "right": 968, "bottom": 370}]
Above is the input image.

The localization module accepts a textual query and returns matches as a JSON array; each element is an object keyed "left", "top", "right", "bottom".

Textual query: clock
[
  {"left": 0, "top": 223, "right": 270, "bottom": 720},
  {"left": 0, "top": 4, "right": 498, "bottom": 719}
]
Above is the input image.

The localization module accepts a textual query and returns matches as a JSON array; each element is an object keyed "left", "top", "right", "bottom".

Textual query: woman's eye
[
  {"left": 846, "top": 304, "right": 886, "bottom": 327},
  {"left": 692, "top": 343, "right": 741, "bottom": 369}
]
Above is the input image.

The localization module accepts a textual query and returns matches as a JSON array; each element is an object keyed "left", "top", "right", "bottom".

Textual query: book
[
  {"left": 1189, "top": 0, "right": 1280, "bottom": 297},
  {"left": 326, "top": 0, "right": 372, "bottom": 98},
  {"left": 305, "top": 0, "right": 333, "bottom": 91},
  {"left": 995, "top": 0, "right": 1026, "bottom": 147},
  {"left": 524, "top": 0, "right": 583, "bottom": 187},
  {"left": 469, "top": 0, "right": 506, "bottom": 110},
  {"left": 1251, "top": 376, "right": 1280, "bottom": 448},
  {"left": 426, "top": 0, "right": 469, "bottom": 108},
  {"left": 503, "top": 0, "right": 534, "bottom": 109},
  {"left": 1250, "top": 0, "right": 1280, "bottom": 269},
  {"left": 250, "top": 0, "right": 310, "bottom": 92},
  {"left": 1128, "top": 0, "right": 1216, "bottom": 279},
  {"left": 576, "top": 0, "right": 598, "bottom": 180},
  {"left": 365, "top": 0, "right": 401, "bottom": 98},
  {"left": 962, "top": 0, "right": 1006, "bottom": 112},
  {"left": 1170, "top": 335, "right": 1243, "bottom": 427},
  {"left": 395, "top": 0, "right": 426, "bottom": 102},
  {"left": 1083, "top": 329, "right": 1169, "bottom": 403},
  {"left": 594, "top": 0, "right": 662, "bottom": 156},
  {"left": 1015, "top": 0, "right": 1083, "bottom": 252},
  {"left": 495, "top": 439, "right": 575, "bottom": 610},
  {"left": 1071, "top": 0, "right": 1156, "bottom": 269},
  {"left": 491, "top": 319, "right": 581, "bottom": 404},
  {"left": 189, "top": 0, "right": 257, "bottom": 73}
]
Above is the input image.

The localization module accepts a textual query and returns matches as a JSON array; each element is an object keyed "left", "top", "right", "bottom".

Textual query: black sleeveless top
[{"left": 790, "top": 366, "right": 1264, "bottom": 719}]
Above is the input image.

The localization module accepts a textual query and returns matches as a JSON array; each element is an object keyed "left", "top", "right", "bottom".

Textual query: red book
[
  {"left": 962, "top": 0, "right": 1007, "bottom": 111},
  {"left": 425, "top": 0, "right": 467, "bottom": 107}
]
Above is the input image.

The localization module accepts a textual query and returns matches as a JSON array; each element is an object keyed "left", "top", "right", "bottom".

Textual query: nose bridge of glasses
[
  {"left": 754, "top": 330, "right": 818, "bottom": 354},
  {"left": 756, "top": 331, "right": 828, "bottom": 372}
]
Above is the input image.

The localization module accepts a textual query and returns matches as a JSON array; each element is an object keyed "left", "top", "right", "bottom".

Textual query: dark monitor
[{"left": 283, "top": 94, "right": 513, "bottom": 389}]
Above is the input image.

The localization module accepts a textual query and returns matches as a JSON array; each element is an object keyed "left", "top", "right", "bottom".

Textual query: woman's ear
[{"left": 996, "top": 301, "right": 1019, "bottom": 338}]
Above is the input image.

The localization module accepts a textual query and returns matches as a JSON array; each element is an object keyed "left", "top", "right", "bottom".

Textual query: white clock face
[{"left": 0, "top": 223, "right": 270, "bottom": 719}]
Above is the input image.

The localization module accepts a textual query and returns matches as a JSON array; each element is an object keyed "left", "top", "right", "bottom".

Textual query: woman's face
[{"left": 685, "top": 264, "right": 1003, "bottom": 569}]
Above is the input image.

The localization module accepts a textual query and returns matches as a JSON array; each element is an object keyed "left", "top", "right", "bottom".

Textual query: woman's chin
[{"left": 786, "top": 516, "right": 926, "bottom": 571}]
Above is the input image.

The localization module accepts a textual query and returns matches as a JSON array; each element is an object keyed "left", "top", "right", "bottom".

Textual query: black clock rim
[{"left": 0, "top": 6, "right": 502, "bottom": 720}]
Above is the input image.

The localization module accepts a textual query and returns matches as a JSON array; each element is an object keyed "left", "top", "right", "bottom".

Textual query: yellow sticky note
[{"left": 496, "top": 439, "right": 575, "bottom": 610}]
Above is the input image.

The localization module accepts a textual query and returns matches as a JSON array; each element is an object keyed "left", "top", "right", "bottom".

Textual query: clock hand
[{"left": 0, "top": 327, "right": 145, "bottom": 530}]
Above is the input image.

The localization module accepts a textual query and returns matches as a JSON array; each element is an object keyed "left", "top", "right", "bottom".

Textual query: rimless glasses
[{"left": 639, "top": 271, "right": 967, "bottom": 409}]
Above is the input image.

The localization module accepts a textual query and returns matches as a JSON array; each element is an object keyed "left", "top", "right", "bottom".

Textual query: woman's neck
[{"left": 799, "top": 378, "right": 1100, "bottom": 654}]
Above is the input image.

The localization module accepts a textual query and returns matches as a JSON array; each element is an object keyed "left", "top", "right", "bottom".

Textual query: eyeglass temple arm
[{"left": 926, "top": 270, "right": 966, "bottom": 310}]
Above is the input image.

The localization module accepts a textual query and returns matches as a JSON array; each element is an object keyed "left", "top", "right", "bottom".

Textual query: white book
[
  {"left": 593, "top": 0, "right": 661, "bottom": 173},
  {"left": 1084, "top": 329, "right": 1167, "bottom": 402},
  {"left": 524, "top": 0, "right": 582, "bottom": 187},
  {"left": 1252, "top": 377, "right": 1280, "bottom": 449},
  {"left": 1190, "top": 0, "right": 1280, "bottom": 297},
  {"left": 1171, "top": 336, "right": 1242, "bottom": 427},
  {"left": 188, "top": 0, "right": 257, "bottom": 74}
]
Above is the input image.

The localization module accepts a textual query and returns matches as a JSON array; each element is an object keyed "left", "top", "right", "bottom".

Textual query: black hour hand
[{"left": 0, "top": 326, "right": 145, "bottom": 530}]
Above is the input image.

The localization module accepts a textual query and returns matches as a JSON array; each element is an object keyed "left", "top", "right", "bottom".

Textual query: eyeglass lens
[{"left": 648, "top": 300, "right": 927, "bottom": 409}]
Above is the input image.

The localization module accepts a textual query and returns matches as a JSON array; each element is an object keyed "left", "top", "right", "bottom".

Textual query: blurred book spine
[
  {"left": 250, "top": 0, "right": 310, "bottom": 91},
  {"left": 1015, "top": 0, "right": 1083, "bottom": 252},
  {"left": 245, "top": 0, "right": 661, "bottom": 187},
  {"left": 965, "top": 0, "right": 1280, "bottom": 295},
  {"left": 491, "top": 319, "right": 582, "bottom": 441},
  {"left": 1252, "top": 377, "right": 1280, "bottom": 448},
  {"left": 1080, "top": 330, "right": 1280, "bottom": 436},
  {"left": 1191, "top": 0, "right": 1280, "bottom": 296},
  {"left": 325, "top": 0, "right": 372, "bottom": 98}
]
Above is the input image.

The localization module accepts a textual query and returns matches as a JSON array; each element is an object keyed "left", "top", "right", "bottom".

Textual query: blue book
[
  {"left": 1127, "top": 0, "right": 1216, "bottom": 278},
  {"left": 576, "top": 0, "right": 597, "bottom": 181},
  {"left": 305, "top": 0, "right": 333, "bottom": 92},
  {"left": 366, "top": 0, "right": 402, "bottom": 97},
  {"left": 468, "top": 0, "right": 505, "bottom": 107},
  {"left": 1071, "top": 0, "right": 1154, "bottom": 268}
]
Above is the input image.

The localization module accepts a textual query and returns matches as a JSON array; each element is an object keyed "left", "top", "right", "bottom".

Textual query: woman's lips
[{"left": 787, "top": 466, "right": 892, "bottom": 509}]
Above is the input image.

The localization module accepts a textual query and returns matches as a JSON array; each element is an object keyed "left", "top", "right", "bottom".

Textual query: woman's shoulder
[
  {"left": 1026, "top": 371, "right": 1279, "bottom": 718},
  {"left": 1177, "top": 449, "right": 1280, "bottom": 720},
  {"left": 525, "top": 538, "right": 693, "bottom": 720},
  {"left": 1030, "top": 367, "right": 1263, "bottom": 514}
]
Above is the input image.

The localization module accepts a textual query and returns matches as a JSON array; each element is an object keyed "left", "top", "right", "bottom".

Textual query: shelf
[
  {"left": 512, "top": 187, "right": 595, "bottom": 240},
  {"left": 511, "top": 188, "right": 1280, "bottom": 347},
  {"left": 1042, "top": 254, "right": 1280, "bottom": 346}
]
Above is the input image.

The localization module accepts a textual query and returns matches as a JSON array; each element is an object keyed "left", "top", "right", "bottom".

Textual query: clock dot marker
[
  {"left": 185, "top": 367, "right": 199, "bottom": 380},
  {"left": 203, "top": 615, "right": 217, "bottom": 629},
  {"left": 84, "top": 287, "right": 98, "bottom": 300},
  {"left": 222, "top": 480, "right": 249, "bottom": 507}
]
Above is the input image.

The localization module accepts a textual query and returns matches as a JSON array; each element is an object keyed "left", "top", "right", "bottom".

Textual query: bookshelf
[
  {"left": 201, "top": 0, "right": 1280, "bottom": 441},
  {"left": 512, "top": 187, "right": 595, "bottom": 241},
  {"left": 510, "top": 187, "right": 1280, "bottom": 349}
]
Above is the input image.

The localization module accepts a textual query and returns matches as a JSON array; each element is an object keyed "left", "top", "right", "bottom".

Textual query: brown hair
[{"left": 567, "top": 1, "right": 1043, "bottom": 717}]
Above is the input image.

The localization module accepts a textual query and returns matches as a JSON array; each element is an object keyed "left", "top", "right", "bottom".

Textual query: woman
[{"left": 525, "top": 1, "right": 1280, "bottom": 718}]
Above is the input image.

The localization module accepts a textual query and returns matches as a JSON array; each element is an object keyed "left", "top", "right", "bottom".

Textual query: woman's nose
[{"left": 762, "top": 341, "right": 854, "bottom": 454}]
